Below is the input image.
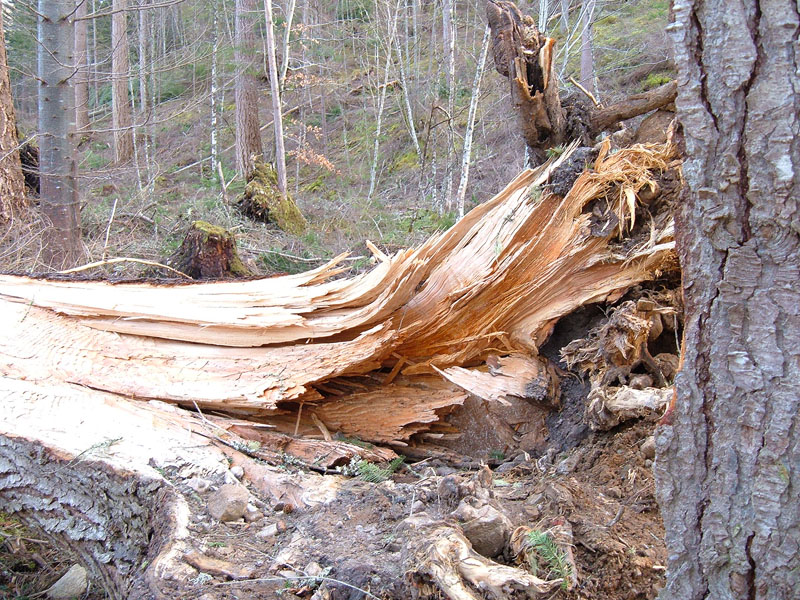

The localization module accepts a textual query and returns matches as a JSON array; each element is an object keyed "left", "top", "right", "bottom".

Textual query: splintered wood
[{"left": 0, "top": 142, "right": 678, "bottom": 449}]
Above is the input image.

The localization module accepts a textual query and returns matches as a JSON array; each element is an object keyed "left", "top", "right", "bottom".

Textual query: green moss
[
  {"left": 191, "top": 220, "right": 252, "bottom": 276},
  {"left": 238, "top": 162, "right": 307, "bottom": 235},
  {"left": 390, "top": 148, "right": 419, "bottom": 172},
  {"left": 642, "top": 71, "right": 674, "bottom": 91}
]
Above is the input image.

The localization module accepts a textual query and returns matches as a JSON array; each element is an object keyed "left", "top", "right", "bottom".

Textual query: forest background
[{"left": 2, "top": 0, "right": 672, "bottom": 275}]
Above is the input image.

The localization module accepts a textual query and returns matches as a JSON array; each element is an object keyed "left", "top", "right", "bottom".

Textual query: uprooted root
[
  {"left": 560, "top": 292, "right": 680, "bottom": 387},
  {"left": 403, "top": 515, "right": 561, "bottom": 600}
]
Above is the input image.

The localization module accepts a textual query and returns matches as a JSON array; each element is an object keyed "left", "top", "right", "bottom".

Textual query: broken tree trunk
[
  {"left": 486, "top": 0, "right": 676, "bottom": 162},
  {"left": 1, "top": 140, "right": 681, "bottom": 598},
  {"left": 167, "top": 220, "right": 253, "bottom": 279},
  {"left": 0, "top": 141, "right": 679, "bottom": 448}
]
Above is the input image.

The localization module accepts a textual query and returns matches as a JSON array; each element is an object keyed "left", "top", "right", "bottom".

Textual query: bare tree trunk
[
  {"left": 278, "top": 0, "right": 297, "bottom": 90},
  {"left": 234, "top": 0, "right": 263, "bottom": 180},
  {"left": 211, "top": 3, "right": 220, "bottom": 177},
  {"left": 112, "top": 0, "right": 134, "bottom": 163},
  {"left": 579, "top": 0, "right": 596, "bottom": 97},
  {"left": 442, "top": 0, "right": 456, "bottom": 210},
  {"left": 37, "top": 0, "right": 82, "bottom": 268},
  {"left": 455, "top": 24, "right": 490, "bottom": 219},
  {"left": 0, "top": 6, "right": 26, "bottom": 223},
  {"left": 655, "top": 1, "right": 800, "bottom": 599},
  {"left": 263, "top": 0, "right": 287, "bottom": 194},
  {"left": 367, "top": 0, "right": 402, "bottom": 201},
  {"left": 74, "top": 0, "right": 90, "bottom": 131}
]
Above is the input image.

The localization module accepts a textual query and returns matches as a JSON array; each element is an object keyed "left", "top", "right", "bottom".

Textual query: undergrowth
[{"left": 526, "top": 529, "right": 573, "bottom": 589}]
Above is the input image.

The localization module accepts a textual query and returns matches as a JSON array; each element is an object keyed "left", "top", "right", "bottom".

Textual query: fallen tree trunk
[
  {"left": 486, "top": 0, "right": 677, "bottom": 161},
  {"left": 1, "top": 140, "right": 680, "bottom": 598},
  {"left": 0, "top": 141, "right": 678, "bottom": 449}
]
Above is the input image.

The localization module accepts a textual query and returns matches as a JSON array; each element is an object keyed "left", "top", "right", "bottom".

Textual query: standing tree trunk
[
  {"left": 0, "top": 6, "right": 26, "bottom": 223},
  {"left": 37, "top": 0, "right": 82, "bottom": 267},
  {"left": 655, "top": 1, "right": 800, "bottom": 599},
  {"left": 455, "top": 24, "right": 490, "bottom": 219},
  {"left": 234, "top": 0, "right": 263, "bottom": 180},
  {"left": 579, "top": 0, "right": 596, "bottom": 97},
  {"left": 111, "top": 0, "right": 134, "bottom": 163},
  {"left": 278, "top": 0, "right": 297, "bottom": 90},
  {"left": 74, "top": 0, "right": 90, "bottom": 131},
  {"left": 263, "top": 0, "right": 287, "bottom": 195}
]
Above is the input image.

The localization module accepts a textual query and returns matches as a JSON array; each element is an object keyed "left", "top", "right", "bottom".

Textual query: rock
[
  {"left": 186, "top": 477, "right": 211, "bottom": 493},
  {"left": 230, "top": 465, "right": 244, "bottom": 479},
  {"left": 207, "top": 484, "right": 250, "bottom": 522},
  {"left": 641, "top": 436, "right": 656, "bottom": 460},
  {"left": 410, "top": 500, "right": 425, "bottom": 514},
  {"left": 451, "top": 500, "right": 513, "bottom": 558},
  {"left": 46, "top": 564, "right": 88, "bottom": 599},
  {"left": 629, "top": 374, "right": 654, "bottom": 390}
]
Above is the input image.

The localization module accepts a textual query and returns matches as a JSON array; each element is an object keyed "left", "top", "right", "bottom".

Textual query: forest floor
[{"left": 1, "top": 416, "right": 666, "bottom": 600}]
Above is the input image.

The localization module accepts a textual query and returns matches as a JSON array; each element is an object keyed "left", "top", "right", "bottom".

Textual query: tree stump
[
  {"left": 167, "top": 220, "right": 253, "bottom": 279},
  {"left": 237, "top": 162, "right": 306, "bottom": 235}
]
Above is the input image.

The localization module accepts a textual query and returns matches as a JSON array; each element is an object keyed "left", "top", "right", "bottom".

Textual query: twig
[
  {"left": 569, "top": 76, "right": 602, "bottom": 108},
  {"left": 58, "top": 257, "right": 192, "bottom": 279},
  {"left": 213, "top": 574, "right": 380, "bottom": 599},
  {"left": 102, "top": 198, "right": 118, "bottom": 260}
]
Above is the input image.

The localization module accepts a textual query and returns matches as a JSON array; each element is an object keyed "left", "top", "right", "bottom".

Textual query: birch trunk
[
  {"left": 111, "top": 0, "right": 134, "bottom": 163},
  {"left": 234, "top": 0, "right": 263, "bottom": 180},
  {"left": 211, "top": 4, "right": 220, "bottom": 176},
  {"left": 278, "top": 0, "right": 297, "bottom": 90},
  {"left": 655, "top": 1, "right": 800, "bottom": 598},
  {"left": 0, "top": 6, "right": 26, "bottom": 223},
  {"left": 442, "top": 0, "right": 456, "bottom": 210},
  {"left": 367, "top": 0, "right": 402, "bottom": 200},
  {"left": 263, "top": 0, "right": 287, "bottom": 195},
  {"left": 37, "top": 0, "right": 82, "bottom": 267},
  {"left": 455, "top": 24, "right": 490, "bottom": 219}
]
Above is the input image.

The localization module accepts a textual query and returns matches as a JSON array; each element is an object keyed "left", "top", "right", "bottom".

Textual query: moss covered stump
[
  {"left": 237, "top": 162, "right": 307, "bottom": 235},
  {"left": 167, "top": 221, "right": 252, "bottom": 279}
]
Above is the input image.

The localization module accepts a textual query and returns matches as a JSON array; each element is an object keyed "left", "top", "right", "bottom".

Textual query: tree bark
[
  {"left": 74, "top": 0, "right": 90, "bottom": 131},
  {"left": 234, "top": 0, "right": 263, "bottom": 180},
  {"left": 37, "top": 0, "right": 83, "bottom": 268},
  {"left": 0, "top": 6, "right": 26, "bottom": 223},
  {"left": 111, "top": 0, "right": 134, "bottom": 163},
  {"left": 655, "top": 1, "right": 800, "bottom": 599}
]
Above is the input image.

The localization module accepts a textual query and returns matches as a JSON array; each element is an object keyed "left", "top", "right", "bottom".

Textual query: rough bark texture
[
  {"left": 655, "top": 2, "right": 800, "bottom": 599},
  {"left": 37, "top": 0, "right": 83, "bottom": 268},
  {"left": 0, "top": 7, "right": 26, "bottom": 223},
  {"left": 74, "top": 0, "right": 90, "bottom": 132},
  {"left": 0, "top": 379, "right": 232, "bottom": 599},
  {"left": 234, "top": 0, "right": 263, "bottom": 180},
  {"left": 111, "top": 0, "right": 134, "bottom": 163}
]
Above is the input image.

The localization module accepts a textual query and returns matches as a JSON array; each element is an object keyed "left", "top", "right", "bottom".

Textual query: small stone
[
  {"left": 46, "top": 564, "right": 88, "bottom": 599},
  {"left": 186, "top": 477, "right": 211, "bottom": 494},
  {"left": 244, "top": 504, "right": 263, "bottom": 523},
  {"left": 629, "top": 374, "right": 654, "bottom": 390},
  {"left": 230, "top": 465, "right": 245, "bottom": 479},
  {"left": 224, "top": 470, "right": 239, "bottom": 485},
  {"left": 451, "top": 501, "right": 512, "bottom": 558},
  {"left": 207, "top": 484, "right": 250, "bottom": 522},
  {"left": 641, "top": 436, "right": 656, "bottom": 460},
  {"left": 256, "top": 523, "right": 279, "bottom": 539},
  {"left": 305, "top": 561, "right": 323, "bottom": 577},
  {"left": 410, "top": 500, "right": 425, "bottom": 514}
]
